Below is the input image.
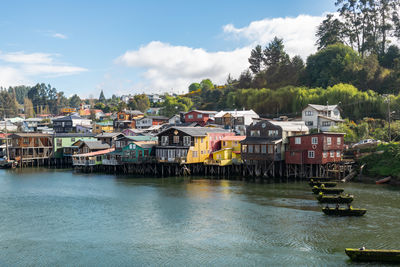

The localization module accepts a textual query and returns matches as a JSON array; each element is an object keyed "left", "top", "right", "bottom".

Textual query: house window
[
  {"left": 116, "top": 141, "right": 121, "bottom": 148},
  {"left": 322, "top": 121, "right": 331, "bottom": 127},
  {"left": 330, "top": 151, "right": 334, "bottom": 157},
  {"left": 57, "top": 138, "right": 62, "bottom": 146},
  {"left": 327, "top": 137, "right": 332, "bottom": 145},
  {"left": 295, "top": 137, "right": 301, "bottom": 144},
  {"left": 306, "top": 121, "right": 313, "bottom": 126},
  {"left": 119, "top": 114, "right": 124, "bottom": 120},
  {"left": 305, "top": 110, "right": 313, "bottom": 116},
  {"left": 254, "top": 145, "right": 260, "bottom": 153},
  {"left": 183, "top": 136, "right": 191, "bottom": 146},
  {"left": 192, "top": 151, "right": 198, "bottom": 157},
  {"left": 161, "top": 136, "right": 169, "bottom": 146},
  {"left": 250, "top": 130, "right": 260, "bottom": 137},
  {"left": 248, "top": 145, "right": 253, "bottom": 153},
  {"left": 268, "top": 145, "right": 273, "bottom": 154},
  {"left": 311, "top": 137, "right": 318, "bottom": 144},
  {"left": 242, "top": 145, "right": 247, "bottom": 153},
  {"left": 308, "top": 150, "right": 315, "bottom": 158},
  {"left": 337, "top": 137, "right": 341, "bottom": 145},
  {"left": 23, "top": 138, "right": 29, "bottom": 144},
  {"left": 138, "top": 150, "right": 143, "bottom": 158},
  {"left": 334, "top": 110, "right": 339, "bottom": 116},
  {"left": 201, "top": 150, "right": 203, "bottom": 154},
  {"left": 223, "top": 141, "right": 226, "bottom": 147},
  {"left": 173, "top": 136, "right": 179, "bottom": 144},
  {"left": 144, "top": 149, "right": 149, "bottom": 157},
  {"left": 197, "top": 114, "right": 202, "bottom": 118},
  {"left": 188, "top": 114, "right": 193, "bottom": 119},
  {"left": 336, "top": 150, "right": 341, "bottom": 157},
  {"left": 323, "top": 151, "right": 327, "bottom": 158},
  {"left": 268, "top": 130, "right": 279, "bottom": 137},
  {"left": 261, "top": 145, "right": 267, "bottom": 153}
]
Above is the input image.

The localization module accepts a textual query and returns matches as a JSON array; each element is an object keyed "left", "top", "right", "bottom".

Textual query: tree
[
  {"left": 128, "top": 94, "right": 150, "bottom": 113},
  {"left": 69, "top": 94, "right": 82, "bottom": 108},
  {"left": 263, "top": 37, "right": 290, "bottom": 67},
  {"left": 200, "top": 79, "right": 214, "bottom": 90},
  {"left": 248, "top": 45, "right": 264, "bottom": 74},
  {"left": 24, "top": 98, "right": 34, "bottom": 118},
  {"left": 305, "top": 43, "right": 362, "bottom": 88},
  {"left": 316, "top": 14, "right": 345, "bottom": 49},
  {"left": 188, "top": 83, "right": 201, "bottom": 92},
  {"left": 99, "top": 90, "right": 106, "bottom": 103}
]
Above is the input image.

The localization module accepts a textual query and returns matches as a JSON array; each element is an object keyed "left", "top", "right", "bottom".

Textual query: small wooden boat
[
  {"left": 0, "top": 157, "right": 16, "bottom": 169},
  {"left": 345, "top": 248, "right": 400, "bottom": 262},
  {"left": 309, "top": 181, "right": 337, "bottom": 187},
  {"left": 312, "top": 186, "right": 344, "bottom": 194},
  {"left": 316, "top": 193, "right": 354, "bottom": 203},
  {"left": 376, "top": 176, "right": 391, "bottom": 184},
  {"left": 322, "top": 207, "right": 366, "bottom": 216}
]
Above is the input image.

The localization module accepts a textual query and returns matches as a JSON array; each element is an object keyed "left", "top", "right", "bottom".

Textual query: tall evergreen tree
[
  {"left": 248, "top": 45, "right": 264, "bottom": 74},
  {"left": 99, "top": 90, "right": 106, "bottom": 103}
]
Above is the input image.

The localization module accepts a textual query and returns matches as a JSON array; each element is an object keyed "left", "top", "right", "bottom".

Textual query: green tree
[
  {"left": 316, "top": 13, "right": 345, "bottom": 49},
  {"left": 188, "top": 83, "right": 201, "bottom": 92},
  {"left": 69, "top": 94, "right": 82, "bottom": 108},
  {"left": 263, "top": 37, "right": 290, "bottom": 67},
  {"left": 248, "top": 45, "right": 264, "bottom": 74},
  {"left": 99, "top": 90, "right": 106, "bottom": 103}
]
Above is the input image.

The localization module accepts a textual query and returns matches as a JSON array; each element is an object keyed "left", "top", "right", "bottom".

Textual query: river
[{"left": 0, "top": 168, "right": 399, "bottom": 266}]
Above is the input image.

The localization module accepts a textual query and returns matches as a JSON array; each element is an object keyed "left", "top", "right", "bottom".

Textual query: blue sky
[{"left": 0, "top": 0, "right": 335, "bottom": 98}]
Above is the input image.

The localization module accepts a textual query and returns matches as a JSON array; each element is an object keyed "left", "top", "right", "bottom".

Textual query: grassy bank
[{"left": 358, "top": 143, "right": 400, "bottom": 179}]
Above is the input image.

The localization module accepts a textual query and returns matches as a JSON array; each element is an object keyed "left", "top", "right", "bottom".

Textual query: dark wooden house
[{"left": 9, "top": 133, "right": 53, "bottom": 165}]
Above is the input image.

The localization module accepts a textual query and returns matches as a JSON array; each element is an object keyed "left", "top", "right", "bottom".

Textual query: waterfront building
[
  {"left": 168, "top": 114, "right": 183, "bottom": 125},
  {"left": 76, "top": 124, "right": 93, "bottom": 133},
  {"left": 72, "top": 147, "right": 115, "bottom": 167},
  {"left": 155, "top": 126, "right": 234, "bottom": 164},
  {"left": 214, "top": 109, "right": 259, "bottom": 135},
  {"left": 285, "top": 132, "right": 345, "bottom": 165},
  {"left": 210, "top": 135, "right": 246, "bottom": 166},
  {"left": 73, "top": 140, "right": 110, "bottom": 154},
  {"left": 241, "top": 119, "right": 308, "bottom": 176},
  {"left": 53, "top": 133, "right": 96, "bottom": 159},
  {"left": 302, "top": 104, "right": 343, "bottom": 131},
  {"left": 184, "top": 110, "right": 217, "bottom": 126},
  {"left": 113, "top": 110, "right": 144, "bottom": 131},
  {"left": 8, "top": 133, "right": 53, "bottom": 164},
  {"left": 21, "top": 118, "right": 43, "bottom": 132},
  {"left": 52, "top": 115, "right": 92, "bottom": 133},
  {"left": 0, "top": 121, "right": 18, "bottom": 132},
  {"left": 95, "top": 132, "right": 124, "bottom": 147}
]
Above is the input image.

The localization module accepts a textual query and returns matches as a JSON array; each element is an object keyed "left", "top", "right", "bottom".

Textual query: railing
[
  {"left": 73, "top": 159, "right": 96, "bottom": 166},
  {"left": 102, "top": 159, "right": 120, "bottom": 165}
]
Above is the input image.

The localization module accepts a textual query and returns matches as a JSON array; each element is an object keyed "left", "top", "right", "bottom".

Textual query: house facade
[
  {"left": 9, "top": 133, "right": 53, "bottom": 161},
  {"left": 155, "top": 126, "right": 233, "bottom": 164},
  {"left": 211, "top": 135, "right": 246, "bottom": 166},
  {"left": 285, "top": 132, "right": 345, "bottom": 165},
  {"left": 52, "top": 115, "right": 92, "bottom": 133},
  {"left": 184, "top": 110, "right": 217, "bottom": 126},
  {"left": 214, "top": 109, "right": 259, "bottom": 135},
  {"left": 53, "top": 133, "right": 96, "bottom": 159},
  {"left": 302, "top": 104, "right": 343, "bottom": 131}
]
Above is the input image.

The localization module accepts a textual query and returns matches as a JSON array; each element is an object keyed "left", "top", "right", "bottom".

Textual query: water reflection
[{"left": 0, "top": 169, "right": 399, "bottom": 266}]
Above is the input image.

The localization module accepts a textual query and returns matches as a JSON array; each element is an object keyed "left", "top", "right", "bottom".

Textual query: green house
[
  {"left": 53, "top": 133, "right": 96, "bottom": 158},
  {"left": 121, "top": 141, "right": 157, "bottom": 163}
]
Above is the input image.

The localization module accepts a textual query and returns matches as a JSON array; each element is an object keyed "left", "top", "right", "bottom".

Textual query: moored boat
[
  {"left": 312, "top": 186, "right": 344, "bottom": 194},
  {"left": 345, "top": 248, "right": 400, "bottom": 262},
  {"left": 0, "top": 157, "right": 15, "bottom": 169},
  {"left": 309, "top": 181, "right": 337, "bottom": 187},
  {"left": 322, "top": 207, "right": 366, "bottom": 216},
  {"left": 376, "top": 176, "right": 391, "bottom": 184},
  {"left": 316, "top": 193, "right": 354, "bottom": 203}
]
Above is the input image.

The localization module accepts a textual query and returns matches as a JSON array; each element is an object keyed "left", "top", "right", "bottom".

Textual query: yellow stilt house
[{"left": 211, "top": 136, "right": 246, "bottom": 166}]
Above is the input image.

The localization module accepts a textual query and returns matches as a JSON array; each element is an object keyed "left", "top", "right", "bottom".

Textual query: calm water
[{"left": 0, "top": 169, "right": 399, "bottom": 266}]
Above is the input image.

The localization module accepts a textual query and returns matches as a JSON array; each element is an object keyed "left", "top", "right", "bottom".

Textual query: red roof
[
  {"left": 72, "top": 148, "right": 114, "bottom": 157},
  {"left": 221, "top": 135, "right": 246, "bottom": 141}
]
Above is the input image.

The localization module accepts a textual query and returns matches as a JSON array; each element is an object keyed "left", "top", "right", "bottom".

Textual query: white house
[
  {"left": 214, "top": 109, "right": 259, "bottom": 135},
  {"left": 135, "top": 117, "right": 153, "bottom": 129},
  {"left": 302, "top": 104, "right": 343, "bottom": 131}
]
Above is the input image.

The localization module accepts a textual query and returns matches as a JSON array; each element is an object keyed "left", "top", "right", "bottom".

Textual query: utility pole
[{"left": 384, "top": 94, "right": 391, "bottom": 142}]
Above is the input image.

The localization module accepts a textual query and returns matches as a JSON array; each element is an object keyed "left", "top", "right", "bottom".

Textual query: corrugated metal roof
[
  {"left": 73, "top": 148, "right": 114, "bottom": 157},
  {"left": 221, "top": 135, "right": 246, "bottom": 141},
  {"left": 269, "top": 120, "right": 308, "bottom": 132},
  {"left": 308, "top": 104, "right": 338, "bottom": 111},
  {"left": 82, "top": 141, "right": 110, "bottom": 150}
]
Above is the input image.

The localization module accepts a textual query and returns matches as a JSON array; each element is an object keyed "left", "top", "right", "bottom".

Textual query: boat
[
  {"left": 0, "top": 157, "right": 15, "bottom": 169},
  {"left": 322, "top": 207, "right": 366, "bottom": 216},
  {"left": 316, "top": 193, "right": 354, "bottom": 203},
  {"left": 345, "top": 248, "right": 400, "bottom": 262},
  {"left": 376, "top": 176, "right": 391, "bottom": 184},
  {"left": 309, "top": 180, "right": 337, "bottom": 187},
  {"left": 312, "top": 186, "right": 344, "bottom": 194}
]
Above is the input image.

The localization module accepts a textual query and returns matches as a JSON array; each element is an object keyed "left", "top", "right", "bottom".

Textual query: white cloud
[
  {"left": 116, "top": 41, "right": 249, "bottom": 93},
  {"left": 0, "top": 51, "right": 87, "bottom": 87},
  {"left": 223, "top": 14, "right": 325, "bottom": 59},
  {"left": 116, "top": 14, "right": 326, "bottom": 94},
  {"left": 52, "top": 33, "right": 68, "bottom": 39}
]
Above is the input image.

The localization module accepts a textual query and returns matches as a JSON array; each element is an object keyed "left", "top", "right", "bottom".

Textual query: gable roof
[
  {"left": 307, "top": 104, "right": 338, "bottom": 111},
  {"left": 268, "top": 120, "right": 308, "bottom": 132},
  {"left": 221, "top": 135, "right": 246, "bottom": 141},
  {"left": 185, "top": 110, "right": 218, "bottom": 115},
  {"left": 214, "top": 109, "right": 258, "bottom": 118},
  {"left": 53, "top": 115, "right": 86, "bottom": 121},
  {"left": 81, "top": 140, "right": 110, "bottom": 150},
  {"left": 157, "top": 126, "right": 230, "bottom": 137},
  {"left": 95, "top": 132, "right": 124, "bottom": 138}
]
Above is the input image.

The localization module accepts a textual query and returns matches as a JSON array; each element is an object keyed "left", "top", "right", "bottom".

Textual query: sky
[{"left": 0, "top": 0, "right": 336, "bottom": 98}]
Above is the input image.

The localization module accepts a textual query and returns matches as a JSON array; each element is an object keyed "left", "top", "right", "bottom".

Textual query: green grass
[{"left": 358, "top": 143, "right": 400, "bottom": 178}]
